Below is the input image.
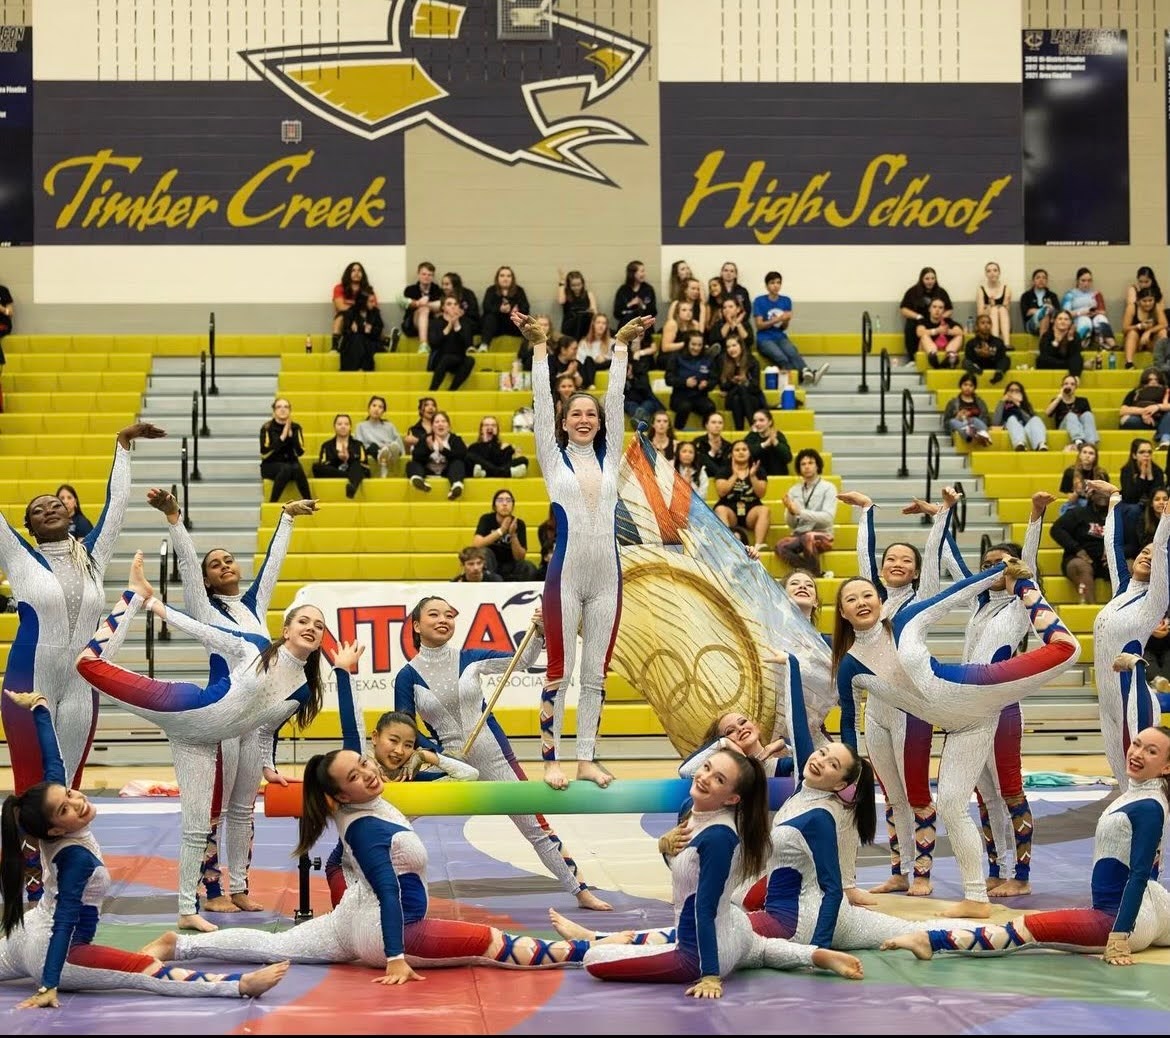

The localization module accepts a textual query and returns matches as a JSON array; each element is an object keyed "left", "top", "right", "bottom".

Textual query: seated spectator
[
  {"left": 963, "top": 313, "right": 1010, "bottom": 382},
  {"left": 400, "top": 261, "right": 442, "bottom": 346},
  {"left": 1119, "top": 367, "right": 1170, "bottom": 447},
  {"left": 1119, "top": 438, "right": 1165, "bottom": 505},
  {"left": 976, "top": 261, "right": 1012, "bottom": 341},
  {"left": 0, "top": 280, "right": 12, "bottom": 361},
  {"left": 1059, "top": 442, "right": 1107, "bottom": 515},
  {"left": 1019, "top": 268, "right": 1060, "bottom": 338},
  {"left": 714, "top": 440, "right": 771, "bottom": 550},
  {"left": 647, "top": 409, "right": 676, "bottom": 460},
  {"left": 916, "top": 297, "right": 964, "bottom": 368},
  {"left": 899, "top": 266, "right": 953, "bottom": 361},
  {"left": 55, "top": 483, "right": 93, "bottom": 538},
  {"left": 1124, "top": 486, "right": 1167, "bottom": 564},
  {"left": 553, "top": 372, "right": 578, "bottom": 412},
  {"left": 468, "top": 415, "right": 529, "bottom": 479},
  {"left": 1035, "top": 309, "right": 1082, "bottom": 376},
  {"left": 557, "top": 268, "right": 597, "bottom": 340},
  {"left": 577, "top": 313, "right": 616, "bottom": 372},
  {"left": 718, "top": 335, "right": 766, "bottom": 431},
  {"left": 440, "top": 271, "right": 481, "bottom": 335},
  {"left": 709, "top": 261, "right": 752, "bottom": 318},
  {"left": 992, "top": 380, "right": 1047, "bottom": 451},
  {"left": 659, "top": 299, "right": 701, "bottom": 357},
  {"left": 942, "top": 372, "right": 993, "bottom": 447},
  {"left": 332, "top": 261, "right": 378, "bottom": 342},
  {"left": 667, "top": 259, "right": 693, "bottom": 301},
  {"left": 260, "top": 397, "right": 312, "bottom": 503},
  {"left": 473, "top": 490, "right": 538, "bottom": 581},
  {"left": 1049, "top": 482, "right": 1111, "bottom": 603},
  {"left": 1062, "top": 267, "right": 1115, "bottom": 349},
  {"left": 513, "top": 313, "right": 551, "bottom": 382},
  {"left": 355, "top": 395, "right": 405, "bottom": 476},
  {"left": 1045, "top": 374, "right": 1098, "bottom": 449},
  {"left": 706, "top": 277, "right": 725, "bottom": 327},
  {"left": 407, "top": 410, "right": 466, "bottom": 500},
  {"left": 774, "top": 448, "right": 837, "bottom": 577},
  {"left": 613, "top": 259, "right": 657, "bottom": 349},
  {"left": 745, "top": 409, "right": 792, "bottom": 476},
  {"left": 537, "top": 503, "right": 557, "bottom": 580},
  {"left": 666, "top": 331, "right": 717, "bottom": 430},
  {"left": 1143, "top": 613, "right": 1170, "bottom": 684},
  {"left": 312, "top": 413, "right": 370, "bottom": 499},
  {"left": 694, "top": 411, "right": 732, "bottom": 479},
  {"left": 706, "top": 295, "right": 755, "bottom": 355},
  {"left": 405, "top": 396, "right": 436, "bottom": 452},
  {"left": 549, "top": 335, "right": 595, "bottom": 392},
  {"left": 666, "top": 277, "right": 709, "bottom": 330},
  {"left": 426, "top": 296, "right": 475, "bottom": 391},
  {"left": 452, "top": 546, "right": 502, "bottom": 583},
  {"left": 1121, "top": 287, "right": 1168, "bottom": 370},
  {"left": 623, "top": 353, "right": 665, "bottom": 429},
  {"left": 673, "top": 441, "right": 709, "bottom": 498},
  {"left": 480, "top": 265, "right": 529, "bottom": 347},
  {"left": 335, "top": 275, "right": 385, "bottom": 372},
  {"left": 1125, "top": 266, "right": 1163, "bottom": 309},
  {"left": 753, "top": 272, "right": 826, "bottom": 386}
]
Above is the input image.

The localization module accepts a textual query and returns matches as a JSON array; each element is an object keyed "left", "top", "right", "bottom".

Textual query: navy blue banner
[
  {"left": 0, "top": 25, "right": 33, "bottom": 246},
  {"left": 1022, "top": 28, "right": 1129, "bottom": 246}
]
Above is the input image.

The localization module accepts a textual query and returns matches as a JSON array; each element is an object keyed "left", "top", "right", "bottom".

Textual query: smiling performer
[
  {"left": 512, "top": 308, "right": 652, "bottom": 789},
  {"left": 75, "top": 553, "right": 327, "bottom": 933}
]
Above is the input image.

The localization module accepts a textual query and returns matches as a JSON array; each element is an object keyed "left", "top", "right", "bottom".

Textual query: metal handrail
[
  {"left": 858, "top": 310, "right": 872, "bottom": 393},
  {"left": 169, "top": 483, "right": 181, "bottom": 582},
  {"left": 199, "top": 352, "right": 210, "bottom": 437},
  {"left": 158, "top": 539, "right": 171, "bottom": 642},
  {"left": 980, "top": 532, "right": 992, "bottom": 559},
  {"left": 208, "top": 312, "right": 219, "bottom": 395},
  {"left": 190, "top": 392, "right": 202, "bottom": 481},
  {"left": 898, "top": 388, "right": 914, "bottom": 478},
  {"left": 923, "top": 433, "right": 941, "bottom": 521},
  {"left": 951, "top": 479, "right": 968, "bottom": 534},
  {"left": 181, "top": 437, "right": 192, "bottom": 530},
  {"left": 145, "top": 604, "right": 155, "bottom": 677},
  {"left": 877, "top": 349, "right": 892, "bottom": 434}
]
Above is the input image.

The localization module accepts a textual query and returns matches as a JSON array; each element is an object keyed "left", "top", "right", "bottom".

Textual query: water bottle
[
  {"left": 1107, "top": 350, "right": 1117, "bottom": 370},
  {"left": 1095, "top": 348, "right": 1104, "bottom": 371},
  {"left": 763, "top": 365, "right": 780, "bottom": 392},
  {"left": 781, "top": 384, "right": 797, "bottom": 410},
  {"left": 305, "top": 334, "right": 313, "bottom": 354}
]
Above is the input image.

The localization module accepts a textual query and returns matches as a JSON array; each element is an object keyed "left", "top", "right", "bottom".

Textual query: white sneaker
[
  {"left": 975, "top": 430, "right": 993, "bottom": 446},
  {"left": 476, "top": 342, "right": 489, "bottom": 353},
  {"left": 448, "top": 481, "right": 464, "bottom": 500},
  {"left": 410, "top": 474, "right": 432, "bottom": 492},
  {"left": 802, "top": 367, "right": 815, "bottom": 384},
  {"left": 417, "top": 341, "right": 429, "bottom": 354},
  {"left": 510, "top": 463, "right": 528, "bottom": 478},
  {"left": 813, "top": 362, "right": 830, "bottom": 385},
  {"left": 472, "top": 464, "right": 487, "bottom": 479},
  {"left": 821, "top": 570, "right": 835, "bottom": 579}
]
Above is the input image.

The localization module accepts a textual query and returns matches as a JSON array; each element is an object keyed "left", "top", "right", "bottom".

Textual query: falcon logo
[{"left": 241, "top": 0, "right": 649, "bottom": 185}]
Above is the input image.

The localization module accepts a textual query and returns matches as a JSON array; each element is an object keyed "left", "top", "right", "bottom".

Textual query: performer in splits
[
  {"left": 394, "top": 596, "right": 611, "bottom": 910},
  {"left": 75, "top": 553, "right": 326, "bottom": 933},
  {"left": 0, "top": 422, "right": 164, "bottom": 898},
  {"left": 148, "top": 488, "right": 318, "bottom": 915},
  {"left": 884, "top": 718, "right": 1170, "bottom": 966},
  {"left": 510, "top": 307, "right": 653, "bottom": 788},
  {"left": 0, "top": 691, "right": 288, "bottom": 1009},
  {"left": 144, "top": 653, "right": 621, "bottom": 977}
]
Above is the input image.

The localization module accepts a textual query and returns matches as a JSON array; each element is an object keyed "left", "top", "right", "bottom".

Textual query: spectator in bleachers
[
  {"left": 1019, "top": 268, "right": 1060, "bottom": 339},
  {"left": 577, "top": 313, "right": 616, "bottom": 372},
  {"left": 673, "top": 440, "right": 709, "bottom": 498},
  {"left": 474, "top": 489, "right": 538, "bottom": 582},
  {"left": 753, "top": 271, "right": 826, "bottom": 386},
  {"left": 706, "top": 296, "right": 755, "bottom": 355},
  {"left": 1044, "top": 374, "right": 1098, "bottom": 449},
  {"left": 943, "top": 373, "right": 993, "bottom": 447},
  {"left": 336, "top": 278, "right": 385, "bottom": 373},
  {"left": 666, "top": 276, "right": 709, "bottom": 330},
  {"left": 992, "top": 380, "right": 1048, "bottom": 452},
  {"left": 705, "top": 277, "right": 725, "bottom": 327},
  {"left": 1059, "top": 442, "right": 1108, "bottom": 515},
  {"left": 963, "top": 313, "right": 1010, "bottom": 383},
  {"left": 1061, "top": 267, "right": 1116, "bottom": 349},
  {"left": 0, "top": 280, "right": 12, "bottom": 359},
  {"left": 1125, "top": 266, "right": 1163, "bottom": 308},
  {"left": 426, "top": 296, "right": 475, "bottom": 391},
  {"left": 667, "top": 259, "right": 693, "bottom": 302},
  {"left": 332, "top": 261, "right": 379, "bottom": 344},
  {"left": 622, "top": 352, "right": 664, "bottom": 429},
  {"left": 1119, "top": 367, "right": 1170, "bottom": 447},
  {"left": 916, "top": 297, "right": 964, "bottom": 369},
  {"left": 1049, "top": 485, "right": 1110, "bottom": 603},
  {"left": 512, "top": 313, "right": 551, "bottom": 384},
  {"left": 1035, "top": 309, "right": 1082, "bottom": 376},
  {"left": 666, "top": 330, "right": 716, "bottom": 430},
  {"left": 774, "top": 447, "right": 837, "bottom": 577},
  {"left": 537, "top": 503, "right": 556, "bottom": 580},
  {"left": 259, "top": 397, "right": 312, "bottom": 502},
  {"left": 745, "top": 409, "right": 792, "bottom": 477},
  {"left": 718, "top": 335, "right": 766, "bottom": 431},
  {"left": 55, "top": 484, "right": 93, "bottom": 538},
  {"left": 355, "top": 395, "right": 405, "bottom": 477},
  {"left": 480, "top": 265, "right": 529, "bottom": 348},
  {"left": 400, "top": 261, "right": 442, "bottom": 347},
  {"left": 709, "top": 260, "right": 752, "bottom": 318},
  {"left": 1124, "top": 487, "right": 1167, "bottom": 564},
  {"left": 714, "top": 440, "right": 771, "bottom": 551},
  {"left": 647, "top": 409, "right": 676, "bottom": 460},
  {"left": 554, "top": 372, "right": 578, "bottom": 412},
  {"left": 1121, "top": 287, "right": 1168, "bottom": 370},
  {"left": 312, "top": 413, "right": 370, "bottom": 499},
  {"left": 694, "top": 410, "right": 732, "bottom": 479},
  {"left": 659, "top": 299, "right": 701, "bottom": 357},
  {"left": 405, "top": 396, "right": 437, "bottom": 452},
  {"left": 452, "top": 545, "right": 502, "bottom": 583},
  {"left": 1143, "top": 613, "right": 1170, "bottom": 683},
  {"left": 407, "top": 410, "right": 467, "bottom": 500},
  {"left": 975, "top": 261, "right": 1012, "bottom": 342},
  {"left": 899, "top": 266, "right": 953, "bottom": 361},
  {"left": 467, "top": 415, "right": 529, "bottom": 479},
  {"left": 556, "top": 268, "right": 597, "bottom": 341},
  {"left": 549, "top": 334, "right": 595, "bottom": 392},
  {"left": 614, "top": 259, "right": 657, "bottom": 349},
  {"left": 1119, "top": 438, "right": 1165, "bottom": 505},
  {"left": 440, "top": 271, "right": 481, "bottom": 335}
]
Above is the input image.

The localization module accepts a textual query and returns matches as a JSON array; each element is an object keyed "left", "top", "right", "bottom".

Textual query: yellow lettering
[
  {"left": 966, "top": 176, "right": 1011, "bottom": 235},
  {"left": 887, "top": 177, "right": 931, "bottom": 227},
  {"left": 788, "top": 175, "right": 828, "bottom": 225},
  {"left": 945, "top": 198, "right": 974, "bottom": 228},
  {"left": 226, "top": 152, "right": 315, "bottom": 227},
  {"left": 43, "top": 150, "right": 141, "bottom": 229},
  {"left": 824, "top": 154, "right": 905, "bottom": 228},
  {"left": 750, "top": 195, "right": 796, "bottom": 245},
  {"left": 677, "top": 151, "right": 762, "bottom": 229},
  {"left": 917, "top": 198, "right": 949, "bottom": 227},
  {"left": 279, "top": 194, "right": 316, "bottom": 229},
  {"left": 303, "top": 196, "right": 334, "bottom": 228},
  {"left": 165, "top": 196, "right": 192, "bottom": 228},
  {"left": 867, "top": 196, "right": 898, "bottom": 227},
  {"left": 326, "top": 197, "right": 354, "bottom": 228},
  {"left": 347, "top": 177, "right": 387, "bottom": 229},
  {"left": 189, "top": 195, "right": 218, "bottom": 227}
]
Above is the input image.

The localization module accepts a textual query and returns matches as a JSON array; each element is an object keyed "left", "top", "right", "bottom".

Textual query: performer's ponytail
[
  {"left": 1, "top": 784, "right": 53, "bottom": 936},
  {"left": 295, "top": 752, "right": 342, "bottom": 857}
]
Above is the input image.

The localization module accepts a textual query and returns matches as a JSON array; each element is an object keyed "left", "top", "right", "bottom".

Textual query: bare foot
[
  {"left": 129, "top": 550, "right": 155, "bottom": 599},
  {"left": 812, "top": 948, "right": 864, "bottom": 980},
  {"left": 943, "top": 899, "right": 991, "bottom": 919},
  {"left": 140, "top": 931, "right": 179, "bottom": 961},
  {"left": 576, "top": 888, "right": 613, "bottom": 911},
  {"left": 231, "top": 892, "right": 265, "bottom": 912},
  {"left": 592, "top": 930, "right": 637, "bottom": 946},
  {"left": 201, "top": 895, "right": 241, "bottom": 914},
  {"left": 869, "top": 875, "right": 909, "bottom": 894},
  {"left": 543, "top": 762, "right": 569, "bottom": 790},
  {"left": 985, "top": 877, "right": 1005, "bottom": 892},
  {"left": 907, "top": 877, "right": 933, "bottom": 897},
  {"left": 846, "top": 887, "right": 880, "bottom": 908},
  {"left": 239, "top": 961, "right": 290, "bottom": 998},
  {"left": 881, "top": 932, "right": 934, "bottom": 960},
  {"left": 178, "top": 913, "right": 218, "bottom": 933},
  {"left": 549, "top": 907, "right": 596, "bottom": 941},
  {"left": 988, "top": 879, "right": 1031, "bottom": 897},
  {"left": 575, "top": 760, "right": 614, "bottom": 788}
]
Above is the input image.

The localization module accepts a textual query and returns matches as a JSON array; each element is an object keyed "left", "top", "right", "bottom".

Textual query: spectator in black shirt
[
  {"left": 312, "top": 413, "right": 370, "bottom": 499},
  {"left": 259, "top": 397, "right": 312, "bottom": 502},
  {"left": 963, "top": 313, "right": 1009, "bottom": 383},
  {"left": 427, "top": 296, "right": 475, "bottom": 391},
  {"left": 452, "top": 546, "right": 502, "bottom": 583},
  {"left": 473, "top": 490, "right": 538, "bottom": 581},
  {"left": 1020, "top": 268, "right": 1061, "bottom": 338},
  {"left": 400, "top": 261, "right": 442, "bottom": 342},
  {"left": 613, "top": 259, "right": 657, "bottom": 349}
]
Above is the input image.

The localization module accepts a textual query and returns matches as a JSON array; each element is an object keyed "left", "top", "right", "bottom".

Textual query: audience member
[
  {"left": 673, "top": 441, "right": 709, "bottom": 498},
  {"left": 709, "top": 260, "right": 752, "bottom": 317},
  {"left": 467, "top": 415, "right": 529, "bottom": 479},
  {"left": 1059, "top": 442, "right": 1107, "bottom": 515},
  {"left": 1019, "top": 268, "right": 1060, "bottom": 338},
  {"left": 407, "top": 410, "right": 467, "bottom": 500},
  {"left": 0, "top": 280, "right": 12, "bottom": 360},
  {"left": 694, "top": 411, "right": 732, "bottom": 479},
  {"left": 332, "top": 261, "right": 378, "bottom": 342},
  {"left": 1119, "top": 437, "right": 1165, "bottom": 505},
  {"left": 332, "top": 262, "right": 384, "bottom": 371},
  {"left": 899, "top": 266, "right": 953, "bottom": 361},
  {"left": 1049, "top": 483, "right": 1110, "bottom": 604},
  {"left": 916, "top": 297, "right": 964, "bottom": 368},
  {"left": 536, "top": 503, "right": 557, "bottom": 580},
  {"left": 774, "top": 448, "right": 837, "bottom": 577},
  {"left": 1125, "top": 265, "right": 1163, "bottom": 308},
  {"left": 647, "top": 409, "right": 676, "bottom": 460},
  {"left": 549, "top": 334, "right": 595, "bottom": 392},
  {"left": 440, "top": 271, "right": 481, "bottom": 334},
  {"left": 613, "top": 259, "right": 657, "bottom": 348},
  {"left": 400, "top": 261, "right": 442, "bottom": 345},
  {"left": 312, "top": 413, "right": 370, "bottom": 499},
  {"left": 943, "top": 372, "right": 993, "bottom": 446},
  {"left": 745, "top": 409, "right": 792, "bottom": 476},
  {"left": 1127, "top": 489, "right": 1169, "bottom": 563},
  {"left": 1121, "top": 287, "right": 1168, "bottom": 370},
  {"left": 481, "top": 265, "right": 529, "bottom": 347},
  {"left": 713, "top": 440, "right": 771, "bottom": 550},
  {"left": 976, "top": 261, "right": 1012, "bottom": 341},
  {"left": 1036, "top": 309, "right": 1082, "bottom": 376},
  {"left": 405, "top": 396, "right": 437, "bottom": 452},
  {"left": 452, "top": 546, "right": 502, "bottom": 583},
  {"left": 355, "top": 395, "right": 405, "bottom": 477},
  {"left": 577, "top": 313, "right": 616, "bottom": 371},
  {"left": 1062, "top": 267, "right": 1115, "bottom": 349},
  {"left": 718, "top": 335, "right": 766, "bottom": 430},
  {"left": 992, "top": 380, "right": 1048, "bottom": 452},
  {"left": 963, "top": 313, "right": 1009, "bottom": 382},
  {"left": 260, "top": 397, "right": 312, "bottom": 502},
  {"left": 473, "top": 490, "right": 538, "bottom": 581},
  {"left": 557, "top": 268, "right": 597, "bottom": 340},
  {"left": 666, "top": 331, "right": 717, "bottom": 430},
  {"left": 553, "top": 372, "right": 578, "bottom": 412},
  {"left": 623, "top": 352, "right": 665, "bottom": 429},
  {"left": 1143, "top": 613, "right": 1170, "bottom": 683},
  {"left": 666, "top": 277, "right": 709, "bottom": 330},
  {"left": 1119, "top": 367, "right": 1170, "bottom": 447},
  {"left": 55, "top": 484, "right": 93, "bottom": 538},
  {"left": 753, "top": 271, "right": 826, "bottom": 385},
  {"left": 705, "top": 295, "right": 755, "bottom": 354},
  {"left": 659, "top": 299, "right": 701, "bottom": 357},
  {"left": 513, "top": 313, "right": 551, "bottom": 381},
  {"left": 1044, "top": 374, "right": 1098, "bottom": 448},
  {"left": 427, "top": 296, "right": 475, "bottom": 390},
  {"left": 667, "top": 259, "right": 693, "bottom": 302}
]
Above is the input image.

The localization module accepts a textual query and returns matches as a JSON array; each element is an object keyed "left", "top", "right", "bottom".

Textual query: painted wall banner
[
  {"left": 1022, "top": 28, "right": 1129, "bottom": 247},
  {"left": 659, "top": 83, "right": 1022, "bottom": 246},
  {"left": 0, "top": 26, "right": 33, "bottom": 246},
  {"left": 33, "top": 83, "right": 404, "bottom": 245}
]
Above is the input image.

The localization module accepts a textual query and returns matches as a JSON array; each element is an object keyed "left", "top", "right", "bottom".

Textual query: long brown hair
[
  {"left": 721, "top": 750, "right": 771, "bottom": 883},
  {"left": 830, "top": 578, "right": 892, "bottom": 680},
  {"left": 294, "top": 751, "right": 343, "bottom": 856},
  {"left": 555, "top": 391, "right": 606, "bottom": 456},
  {"left": 1, "top": 783, "right": 57, "bottom": 935},
  {"left": 255, "top": 605, "right": 324, "bottom": 730},
  {"left": 719, "top": 337, "right": 751, "bottom": 383}
]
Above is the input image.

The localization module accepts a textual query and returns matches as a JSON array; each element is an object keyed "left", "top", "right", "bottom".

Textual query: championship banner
[
  {"left": 1022, "top": 28, "right": 1129, "bottom": 246},
  {"left": 0, "top": 25, "right": 33, "bottom": 246}
]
